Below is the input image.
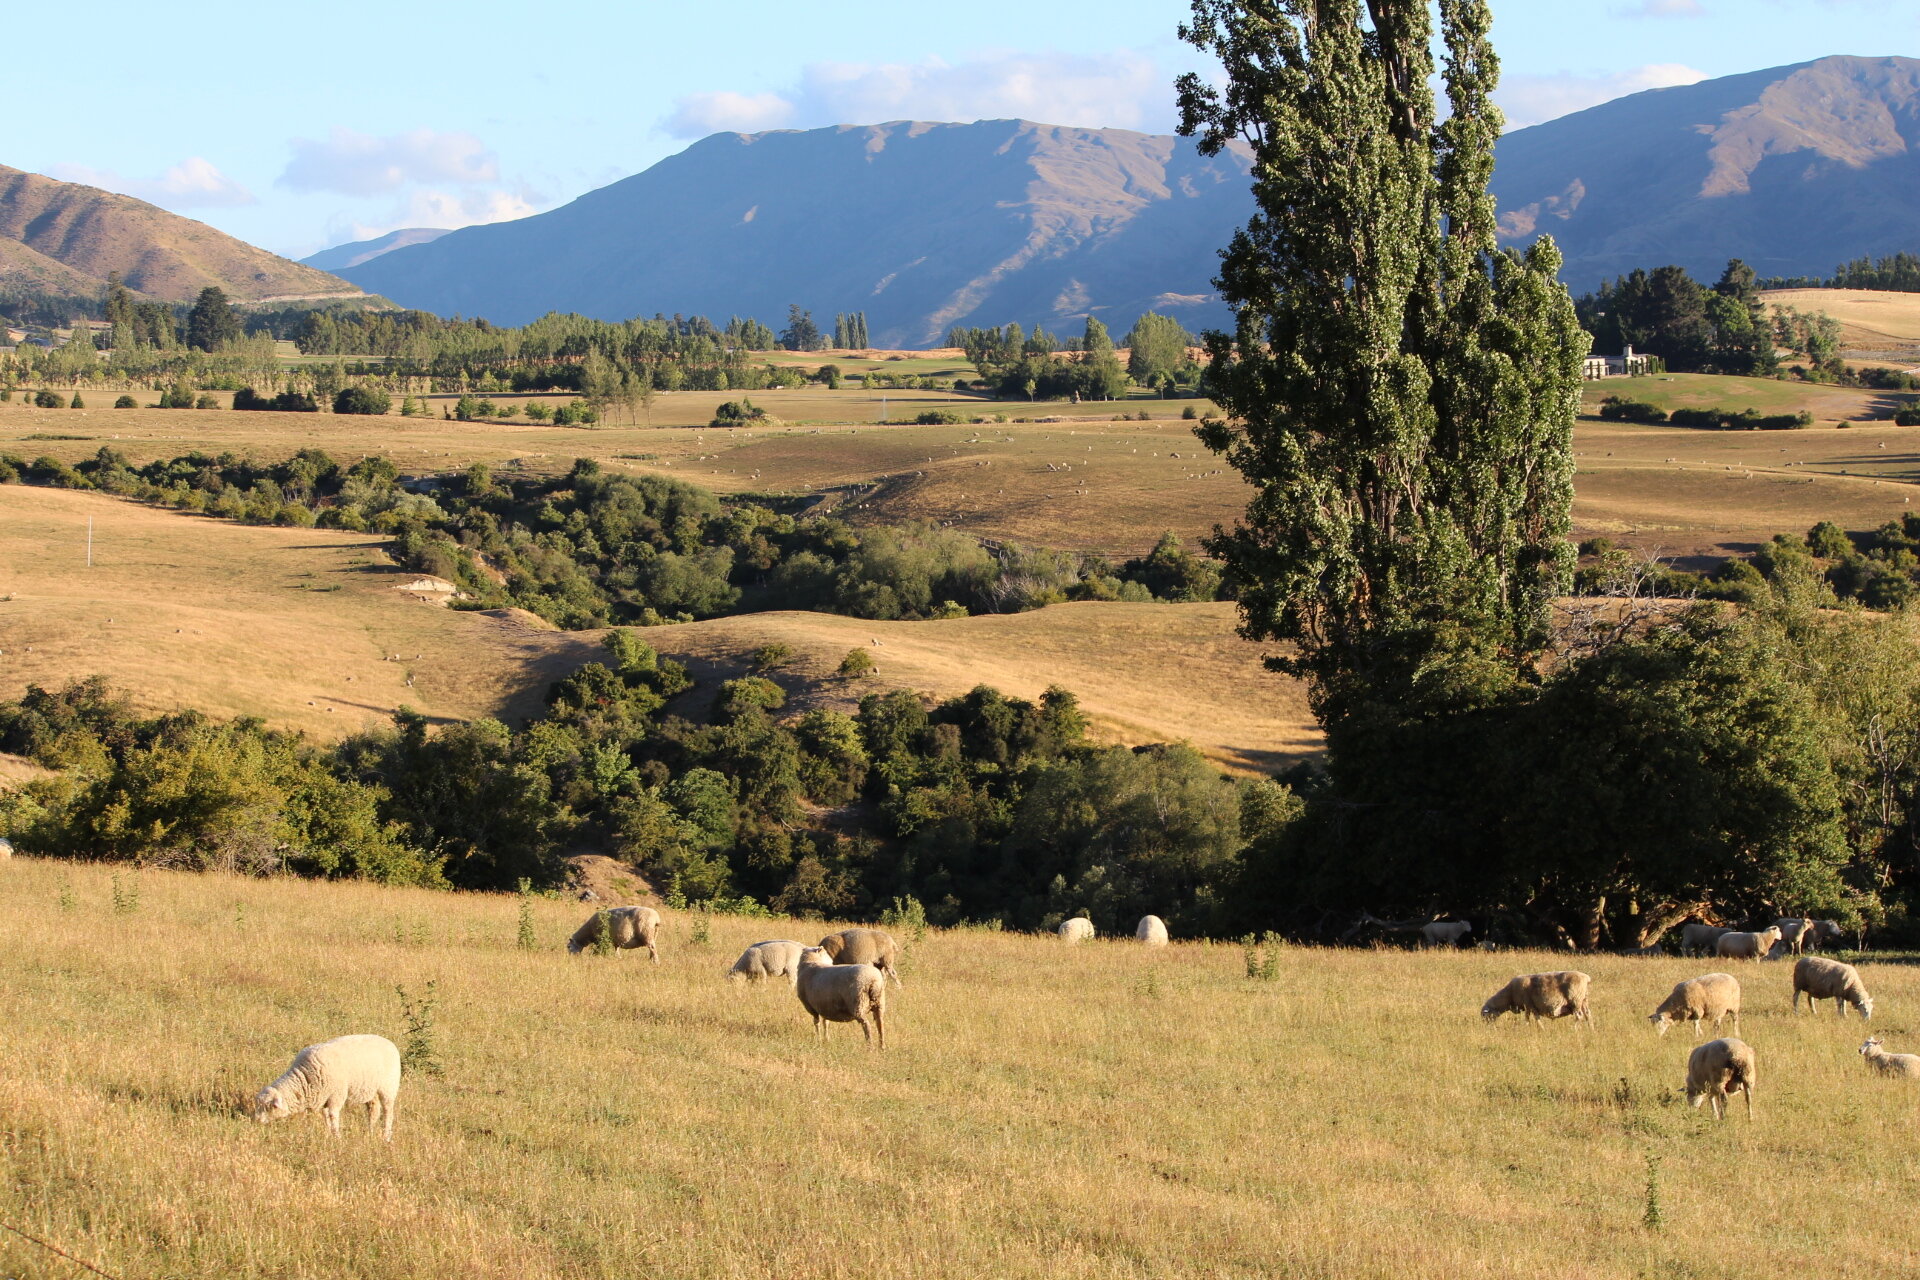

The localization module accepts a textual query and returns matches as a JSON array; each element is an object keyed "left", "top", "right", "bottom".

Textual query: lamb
[
  {"left": 1135, "top": 915, "right": 1169, "bottom": 947},
  {"left": 1859, "top": 1038, "right": 1920, "bottom": 1078},
  {"left": 1685, "top": 1037, "right": 1757, "bottom": 1120},
  {"left": 1647, "top": 973, "right": 1741, "bottom": 1038},
  {"left": 1058, "top": 917, "right": 1095, "bottom": 944},
  {"left": 1680, "top": 923, "right": 1732, "bottom": 957},
  {"left": 1480, "top": 971, "right": 1592, "bottom": 1026},
  {"left": 794, "top": 946, "right": 886, "bottom": 1048},
  {"left": 1714, "top": 926, "right": 1783, "bottom": 962},
  {"left": 729, "top": 939, "right": 805, "bottom": 986},
  {"left": 566, "top": 905, "right": 661, "bottom": 962},
  {"left": 1792, "top": 954, "right": 1873, "bottom": 1019},
  {"left": 1420, "top": 920, "right": 1472, "bottom": 948},
  {"left": 251, "top": 1034, "right": 401, "bottom": 1140},
  {"left": 1772, "top": 918, "right": 1815, "bottom": 956},
  {"left": 817, "top": 927, "right": 902, "bottom": 987}
]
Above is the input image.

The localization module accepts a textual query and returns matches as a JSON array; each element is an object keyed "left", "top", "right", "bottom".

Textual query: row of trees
[
  {"left": 1763, "top": 251, "right": 1920, "bottom": 294},
  {"left": 945, "top": 312, "right": 1201, "bottom": 400}
]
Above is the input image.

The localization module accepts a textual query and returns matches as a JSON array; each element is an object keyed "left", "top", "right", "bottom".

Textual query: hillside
[
  {"left": 0, "top": 483, "right": 1317, "bottom": 774},
  {"left": 337, "top": 120, "right": 1256, "bottom": 343},
  {"left": 1492, "top": 55, "right": 1920, "bottom": 289},
  {"left": 0, "top": 163, "right": 363, "bottom": 303},
  {"left": 1761, "top": 288, "right": 1920, "bottom": 366},
  {"left": 302, "top": 227, "right": 452, "bottom": 272}
]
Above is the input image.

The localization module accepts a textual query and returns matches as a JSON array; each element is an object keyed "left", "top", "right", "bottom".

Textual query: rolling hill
[
  {"left": 0, "top": 163, "right": 363, "bottom": 303},
  {"left": 301, "top": 227, "right": 451, "bottom": 272}
]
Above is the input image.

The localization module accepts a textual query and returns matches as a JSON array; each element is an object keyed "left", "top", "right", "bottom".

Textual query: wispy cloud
[
  {"left": 1497, "top": 63, "right": 1709, "bottom": 129},
  {"left": 327, "top": 187, "right": 542, "bottom": 246},
  {"left": 662, "top": 49, "right": 1167, "bottom": 138},
  {"left": 279, "top": 127, "right": 500, "bottom": 196},
  {"left": 47, "top": 157, "right": 255, "bottom": 208},
  {"left": 1614, "top": 0, "right": 1706, "bottom": 16}
]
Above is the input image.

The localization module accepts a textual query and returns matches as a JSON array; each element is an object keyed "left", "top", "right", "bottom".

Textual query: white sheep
[
  {"left": 1480, "top": 971, "right": 1592, "bottom": 1027},
  {"left": 1772, "top": 918, "right": 1815, "bottom": 956},
  {"left": 1135, "top": 915, "right": 1169, "bottom": 947},
  {"left": 1058, "top": 917, "right": 1095, "bottom": 944},
  {"left": 1686, "top": 1037, "right": 1757, "bottom": 1120},
  {"left": 1647, "top": 973, "right": 1741, "bottom": 1038},
  {"left": 1792, "top": 955, "right": 1873, "bottom": 1019},
  {"left": 729, "top": 939, "right": 805, "bottom": 985},
  {"left": 818, "top": 928, "right": 902, "bottom": 987},
  {"left": 1859, "top": 1038, "right": 1920, "bottom": 1078},
  {"left": 1680, "top": 923, "right": 1732, "bottom": 957},
  {"left": 1714, "top": 926, "right": 1783, "bottom": 962},
  {"left": 794, "top": 945, "right": 886, "bottom": 1048},
  {"left": 251, "top": 1034, "right": 401, "bottom": 1140},
  {"left": 1420, "top": 920, "right": 1472, "bottom": 948},
  {"left": 567, "top": 905, "right": 661, "bottom": 962}
]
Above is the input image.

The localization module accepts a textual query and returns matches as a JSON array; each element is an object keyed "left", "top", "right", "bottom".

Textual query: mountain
[
  {"left": 302, "top": 228, "right": 452, "bottom": 273},
  {"left": 338, "top": 120, "right": 1254, "bottom": 345},
  {"left": 1490, "top": 55, "right": 1920, "bottom": 289},
  {"left": 0, "top": 164, "right": 362, "bottom": 303}
]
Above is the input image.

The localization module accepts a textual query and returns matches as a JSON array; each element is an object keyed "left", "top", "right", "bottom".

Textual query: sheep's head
[
  {"left": 1479, "top": 992, "right": 1509, "bottom": 1021},
  {"left": 1857, "top": 994, "right": 1875, "bottom": 1020},
  {"left": 1862, "top": 1038, "right": 1883, "bottom": 1056},
  {"left": 1648, "top": 1012, "right": 1671, "bottom": 1036},
  {"left": 251, "top": 1087, "right": 290, "bottom": 1125},
  {"left": 1685, "top": 1084, "right": 1707, "bottom": 1109},
  {"left": 797, "top": 946, "right": 832, "bottom": 969},
  {"left": 816, "top": 934, "right": 845, "bottom": 960}
]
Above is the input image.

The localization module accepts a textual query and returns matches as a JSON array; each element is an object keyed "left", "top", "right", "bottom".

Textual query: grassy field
[
  {"left": 1761, "top": 288, "right": 1920, "bottom": 364},
  {"left": 0, "top": 484, "right": 1315, "bottom": 773},
  {"left": 5, "top": 855, "right": 1920, "bottom": 1279}
]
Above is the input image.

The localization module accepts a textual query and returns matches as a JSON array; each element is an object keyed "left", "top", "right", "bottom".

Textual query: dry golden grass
[
  {"left": 0, "top": 483, "right": 1319, "bottom": 772},
  {"left": 1761, "top": 289, "right": 1920, "bottom": 363},
  {"left": 6, "top": 855, "right": 1920, "bottom": 1279}
]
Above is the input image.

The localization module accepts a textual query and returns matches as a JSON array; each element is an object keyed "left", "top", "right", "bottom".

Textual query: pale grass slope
[
  {"left": 0, "top": 484, "right": 1319, "bottom": 772},
  {"left": 4, "top": 857, "right": 1920, "bottom": 1279}
]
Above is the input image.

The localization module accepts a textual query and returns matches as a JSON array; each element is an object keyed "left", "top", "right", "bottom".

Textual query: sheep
[
  {"left": 729, "top": 939, "right": 805, "bottom": 986},
  {"left": 1680, "top": 923, "right": 1732, "bottom": 957},
  {"left": 1805, "top": 919, "right": 1846, "bottom": 951},
  {"left": 1058, "top": 917, "right": 1095, "bottom": 945},
  {"left": 1792, "top": 955, "right": 1873, "bottom": 1019},
  {"left": 1135, "top": 915, "right": 1169, "bottom": 947},
  {"left": 1772, "top": 918, "right": 1815, "bottom": 956},
  {"left": 1714, "top": 926, "right": 1783, "bottom": 962},
  {"left": 0, "top": 836, "right": 11, "bottom": 862},
  {"left": 817, "top": 928, "right": 903, "bottom": 988},
  {"left": 1480, "top": 971, "right": 1592, "bottom": 1027},
  {"left": 1647, "top": 973, "right": 1741, "bottom": 1038},
  {"left": 1859, "top": 1038, "right": 1920, "bottom": 1078},
  {"left": 1685, "top": 1037, "right": 1757, "bottom": 1120},
  {"left": 251, "top": 1034, "right": 401, "bottom": 1140},
  {"left": 1420, "top": 920, "right": 1472, "bottom": 948},
  {"left": 794, "top": 946, "right": 886, "bottom": 1048},
  {"left": 566, "top": 905, "right": 661, "bottom": 962}
]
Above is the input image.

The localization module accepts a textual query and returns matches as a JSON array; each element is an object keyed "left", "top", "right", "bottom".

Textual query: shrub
[
  {"left": 333, "top": 387, "right": 392, "bottom": 416},
  {"left": 113, "top": 395, "right": 137, "bottom": 409},
  {"left": 710, "top": 398, "right": 767, "bottom": 427},
  {"left": 69, "top": 393, "right": 85, "bottom": 409},
  {"left": 838, "top": 648, "right": 877, "bottom": 678},
  {"left": 912, "top": 410, "right": 964, "bottom": 425},
  {"left": 1894, "top": 407, "right": 1920, "bottom": 427},
  {"left": 1181, "top": 405, "right": 1199, "bottom": 419},
  {"left": 751, "top": 643, "right": 795, "bottom": 672},
  {"left": 32, "top": 390, "right": 62, "bottom": 408},
  {"left": 1597, "top": 397, "right": 1668, "bottom": 424},
  {"left": 552, "top": 401, "right": 598, "bottom": 426},
  {"left": 193, "top": 394, "right": 219, "bottom": 410}
]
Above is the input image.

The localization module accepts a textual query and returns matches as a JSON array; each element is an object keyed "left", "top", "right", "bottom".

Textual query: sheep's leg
[
  {"left": 886, "top": 962, "right": 903, "bottom": 989},
  {"left": 873, "top": 1001, "right": 885, "bottom": 1051},
  {"left": 323, "top": 1103, "right": 343, "bottom": 1136},
  {"left": 1741, "top": 1084, "right": 1753, "bottom": 1122},
  {"left": 1710, "top": 1090, "right": 1725, "bottom": 1121},
  {"left": 648, "top": 940, "right": 659, "bottom": 965},
  {"left": 855, "top": 1012, "right": 872, "bottom": 1045},
  {"left": 381, "top": 1092, "right": 396, "bottom": 1141}
]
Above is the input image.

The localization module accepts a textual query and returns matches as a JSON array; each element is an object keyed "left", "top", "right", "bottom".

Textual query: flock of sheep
[
  {"left": 244, "top": 903, "right": 1898, "bottom": 1142},
  {"left": 1477, "top": 915, "right": 1901, "bottom": 1122}
]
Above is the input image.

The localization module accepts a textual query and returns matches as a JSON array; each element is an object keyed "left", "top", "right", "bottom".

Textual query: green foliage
[
  {"left": 396, "top": 981, "right": 443, "bottom": 1077},
  {"left": 590, "top": 908, "right": 615, "bottom": 956},
  {"left": 69, "top": 393, "right": 85, "bottom": 409},
  {"left": 32, "top": 389, "right": 62, "bottom": 408},
  {"left": 837, "top": 647, "right": 878, "bottom": 678},
  {"left": 710, "top": 398, "right": 768, "bottom": 427},
  {"left": 186, "top": 286, "right": 242, "bottom": 353},
  {"left": 1597, "top": 398, "right": 1667, "bottom": 424},
  {"left": 750, "top": 643, "right": 794, "bottom": 672},
  {"left": 1242, "top": 932, "right": 1280, "bottom": 980},
  {"left": 878, "top": 895, "right": 929, "bottom": 943},
  {"left": 1124, "top": 313, "right": 1197, "bottom": 385},
  {"left": 113, "top": 395, "right": 137, "bottom": 408},
  {"left": 333, "top": 386, "right": 391, "bottom": 415},
  {"left": 110, "top": 872, "right": 139, "bottom": 916}
]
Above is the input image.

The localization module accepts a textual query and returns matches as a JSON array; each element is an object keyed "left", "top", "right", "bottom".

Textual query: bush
[
  {"left": 69, "top": 393, "right": 85, "bottom": 409},
  {"left": 1894, "top": 407, "right": 1920, "bottom": 427},
  {"left": 837, "top": 648, "right": 877, "bottom": 678},
  {"left": 333, "top": 387, "right": 392, "bottom": 416},
  {"left": 32, "top": 390, "right": 62, "bottom": 408},
  {"left": 1597, "top": 397, "right": 1668, "bottom": 424},
  {"left": 1181, "top": 405, "right": 1199, "bottom": 419},
  {"left": 710, "top": 399, "right": 767, "bottom": 427},
  {"left": 912, "top": 410, "right": 964, "bottom": 425},
  {"left": 193, "top": 394, "right": 219, "bottom": 410},
  {"left": 552, "top": 401, "right": 598, "bottom": 426},
  {"left": 113, "top": 395, "right": 137, "bottom": 409}
]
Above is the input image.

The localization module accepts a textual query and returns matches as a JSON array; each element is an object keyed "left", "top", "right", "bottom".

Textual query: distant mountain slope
[
  {"left": 0, "top": 165, "right": 362, "bottom": 303},
  {"left": 339, "top": 120, "right": 1254, "bottom": 344},
  {"left": 1491, "top": 55, "right": 1920, "bottom": 288},
  {"left": 302, "top": 228, "right": 452, "bottom": 272}
]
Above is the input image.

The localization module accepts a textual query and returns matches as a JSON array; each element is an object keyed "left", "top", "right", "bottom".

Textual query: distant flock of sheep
[{"left": 245, "top": 905, "right": 1900, "bottom": 1140}]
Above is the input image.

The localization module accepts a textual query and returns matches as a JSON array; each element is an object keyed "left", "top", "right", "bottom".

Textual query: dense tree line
[
  {"left": 0, "top": 447, "right": 1227, "bottom": 627},
  {"left": 1763, "top": 252, "right": 1920, "bottom": 294},
  {"left": 0, "top": 655, "right": 1278, "bottom": 935},
  {"left": 945, "top": 316, "right": 1153, "bottom": 401}
]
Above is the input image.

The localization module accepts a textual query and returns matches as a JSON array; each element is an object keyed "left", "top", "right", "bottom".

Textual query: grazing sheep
[
  {"left": 1420, "top": 920, "right": 1472, "bottom": 948},
  {"left": 1680, "top": 923, "right": 1732, "bottom": 957},
  {"left": 1057, "top": 917, "right": 1095, "bottom": 945},
  {"left": 817, "top": 928, "right": 903, "bottom": 987},
  {"left": 1859, "top": 1038, "right": 1920, "bottom": 1078},
  {"left": 1714, "top": 926, "right": 1783, "bottom": 962},
  {"left": 1135, "top": 915, "right": 1169, "bottom": 947},
  {"left": 251, "top": 1034, "right": 401, "bottom": 1140},
  {"left": 794, "top": 946, "right": 886, "bottom": 1048},
  {"left": 566, "top": 905, "right": 661, "bottom": 962},
  {"left": 1792, "top": 955, "right": 1873, "bottom": 1019},
  {"left": 1686, "top": 1037, "right": 1757, "bottom": 1121},
  {"left": 729, "top": 939, "right": 805, "bottom": 986},
  {"left": 1480, "top": 971, "right": 1592, "bottom": 1027},
  {"left": 1647, "top": 973, "right": 1741, "bottom": 1038}
]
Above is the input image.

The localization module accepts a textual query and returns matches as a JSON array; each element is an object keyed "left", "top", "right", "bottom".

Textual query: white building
[{"left": 1582, "top": 344, "right": 1654, "bottom": 379}]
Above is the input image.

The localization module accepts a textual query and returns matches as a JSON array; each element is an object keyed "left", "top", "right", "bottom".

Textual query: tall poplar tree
[{"left": 1176, "top": 0, "right": 1586, "bottom": 736}]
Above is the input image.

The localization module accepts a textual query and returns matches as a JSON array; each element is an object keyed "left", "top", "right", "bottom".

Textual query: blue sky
[{"left": 10, "top": 0, "right": 1912, "bottom": 259}]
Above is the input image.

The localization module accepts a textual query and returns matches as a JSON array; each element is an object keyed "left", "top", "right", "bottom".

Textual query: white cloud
[
  {"left": 661, "top": 49, "right": 1167, "bottom": 138},
  {"left": 48, "top": 156, "right": 255, "bottom": 208},
  {"left": 1497, "top": 62, "right": 1709, "bottom": 129},
  {"left": 279, "top": 127, "right": 500, "bottom": 196},
  {"left": 328, "top": 187, "right": 541, "bottom": 245},
  {"left": 1614, "top": 0, "right": 1706, "bottom": 16}
]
